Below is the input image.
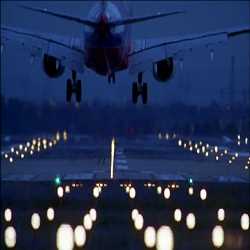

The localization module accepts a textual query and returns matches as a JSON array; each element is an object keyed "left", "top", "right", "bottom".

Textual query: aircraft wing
[
  {"left": 1, "top": 26, "right": 85, "bottom": 73},
  {"left": 129, "top": 26, "right": 250, "bottom": 75}
]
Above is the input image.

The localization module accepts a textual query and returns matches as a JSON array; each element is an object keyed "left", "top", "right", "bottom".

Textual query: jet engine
[
  {"left": 153, "top": 57, "right": 174, "bottom": 82},
  {"left": 43, "top": 54, "right": 65, "bottom": 78}
]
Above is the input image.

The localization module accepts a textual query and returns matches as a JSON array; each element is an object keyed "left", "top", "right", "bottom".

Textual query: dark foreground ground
[{"left": 1, "top": 180, "right": 250, "bottom": 250}]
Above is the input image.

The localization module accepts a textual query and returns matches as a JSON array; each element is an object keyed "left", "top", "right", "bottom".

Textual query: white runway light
[
  {"left": 212, "top": 225, "right": 224, "bottom": 248},
  {"left": 156, "top": 226, "right": 174, "bottom": 250},
  {"left": 4, "top": 208, "right": 12, "bottom": 222},
  {"left": 164, "top": 188, "right": 171, "bottom": 199},
  {"left": 186, "top": 213, "right": 196, "bottom": 230},
  {"left": 129, "top": 187, "right": 136, "bottom": 199},
  {"left": 144, "top": 226, "right": 156, "bottom": 248},
  {"left": 74, "top": 225, "right": 86, "bottom": 247},
  {"left": 93, "top": 186, "right": 100, "bottom": 198},
  {"left": 47, "top": 207, "right": 55, "bottom": 221},
  {"left": 89, "top": 208, "right": 97, "bottom": 222},
  {"left": 56, "top": 224, "right": 74, "bottom": 250},
  {"left": 31, "top": 213, "right": 40, "bottom": 230},
  {"left": 241, "top": 213, "right": 249, "bottom": 231},
  {"left": 134, "top": 214, "right": 144, "bottom": 230},
  {"left": 4, "top": 226, "right": 16, "bottom": 248},
  {"left": 174, "top": 209, "right": 182, "bottom": 222},
  {"left": 188, "top": 187, "right": 194, "bottom": 195},
  {"left": 200, "top": 189, "right": 207, "bottom": 200},
  {"left": 83, "top": 214, "right": 93, "bottom": 230},
  {"left": 157, "top": 186, "right": 162, "bottom": 194},
  {"left": 65, "top": 185, "right": 70, "bottom": 193},
  {"left": 57, "top": 186, "right": 64, "bottom": 198},
  {"left": 217, "top": 209, "right": 225, "bottom": 222},
  {"left": 131, "top": 209, "right": 139, "bottom": 221}
]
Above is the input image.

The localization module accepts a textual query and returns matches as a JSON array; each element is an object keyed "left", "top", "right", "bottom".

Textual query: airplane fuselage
[{"left": 84, "top": 2, "right": 131, "bottom": 76}]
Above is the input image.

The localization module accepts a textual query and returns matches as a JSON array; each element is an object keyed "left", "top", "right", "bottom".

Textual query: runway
[{"left": 1, "top": 132, "right": 250, "bottom": 249}]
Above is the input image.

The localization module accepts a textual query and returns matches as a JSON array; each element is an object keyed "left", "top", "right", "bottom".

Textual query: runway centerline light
[
  {"left": 74, "top": 225, "right": 86, "bottom": 247},
  {"left": 144, "top": 226, "right": 156, "bottom": 248},
  {"left": 4, "top": 226, "right": 16, "bottom": 248},
  {"left": 31, "top": 213, "right": 40, "bottom": 230},
  {"left": 212, "top": 225, "right": 224, "bottom": 248},
  {"left": 156, "top": 226, "right": 174, "bottom": 250},
  {"left": 56, "top": 224, "right": 74, "bottom": 250}
]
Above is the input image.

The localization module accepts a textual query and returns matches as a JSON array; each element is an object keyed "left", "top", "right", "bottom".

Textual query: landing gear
[
  {"left": 108, "top": 72, "right": 116, "bottom": 84},
  {"left": 132, "top": 72, "right": 148, "bottom": 104},
  {"left": 66, "top": 70, "right": 82, "bottom": 103}
]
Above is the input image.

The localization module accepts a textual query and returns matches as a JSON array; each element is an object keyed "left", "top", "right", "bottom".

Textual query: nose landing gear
[
  {"left": 66, "top": 70, "right": 82, "bottom": 103},
  {"left": 132, "top": 72, "right": 148, "bottom": 104}
]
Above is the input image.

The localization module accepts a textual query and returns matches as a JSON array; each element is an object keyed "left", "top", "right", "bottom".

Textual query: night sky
[{"left": 1, "top": 1, "right": 250, "bottom": 105}]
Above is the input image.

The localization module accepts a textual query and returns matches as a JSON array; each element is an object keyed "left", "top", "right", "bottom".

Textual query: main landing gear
[
  {"left": 66, "top": 70, "right": 82, "bottom": 103},
  {"left": 132, "top": 72, "right": 148, "bottom": 104}
]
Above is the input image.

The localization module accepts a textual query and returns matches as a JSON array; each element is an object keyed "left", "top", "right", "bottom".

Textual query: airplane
[{"left": 1, "top": 1, "right": 250, "bottom": 104}]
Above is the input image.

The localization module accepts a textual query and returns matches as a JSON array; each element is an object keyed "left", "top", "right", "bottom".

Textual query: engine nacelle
[
  {"left": 43, "top": 54, "right": 65, "bottom": 78},
  {"left": 153, "top": 57, "right": 174, "bottom": 82}
]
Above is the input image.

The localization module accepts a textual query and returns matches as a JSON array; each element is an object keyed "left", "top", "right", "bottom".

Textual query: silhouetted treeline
[{"left": 1, "top": 96, "right": 250, "bottom": 137}]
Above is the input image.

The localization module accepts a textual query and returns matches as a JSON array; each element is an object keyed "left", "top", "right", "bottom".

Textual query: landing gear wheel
[
  {"left": 76, "top": 80, "right": 82, "bottom": 103},
  {"left": 142, "top": 83, "right": 148, "bottom": 104},
  {"left": 132, "top": 82, "right": 138, "bottom": 104},
  {"left": 66, "top": 79, "right": 73, "bottom": 103}
]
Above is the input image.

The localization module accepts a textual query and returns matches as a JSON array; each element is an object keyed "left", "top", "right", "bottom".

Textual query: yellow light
[
  {"left": 156, "top": 226, "right": 174, "bottom": 250},
  {"left": 186, "top": 213, "right": 196, "bottom": 230},
  {"left": 131, "top": 209, "right": 139, "bottom": 221},
  {"left": 47, "top": 208, "right": 55, "bottom": 221},
  {"left": 74, "top": 225, "right": 86, "bottom": 247},
  {"left": 83, "top": 214, "right": 92, "bottom": 230},
  {"left": 31, "top": 213, "right": 40, "bottom": 230},
  {"left": 134, "top": 214, "right": 144, "bottom": 230},
  {"left": 4, "top": 208, "right": 12, "bottom": 222},
  {"left": 56, "top": 224, "right": 74, "bottom": 250},
  {"left": 57, "top": 186, "right": 64, "bottom": 198},
  {"left": 4, "top": 226, "right": 16, "bottom": 248},
  {"left": 200, "top": 189, "right": 207, "bottom": 200},
  {"left": 129, "top": 187, "right": 136, "bottom": 199},
  {"left": 144, "top": 226, "right": 156, "bottom": 248},
  {"left": 212, "top": 225, "right": 224, "bottom": 248},
  {"left": 217, "top": 209, "right": 225, "bottom": 221},
  {"left": 241, "top": 213, "right": 249, "bottom": 230},
  {"left": 89, "top": 208, "right": 97, "bottom": 222},
  {"left": 164, "top": 188, "right": 171, "bottom": 199},
  {"left": 174, "top": 209, "right": 182, "bottom": 222}
]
